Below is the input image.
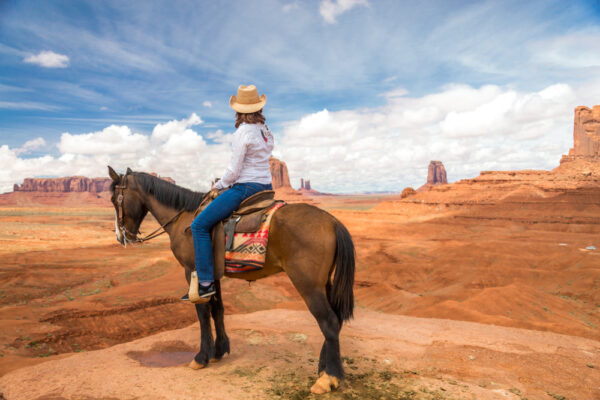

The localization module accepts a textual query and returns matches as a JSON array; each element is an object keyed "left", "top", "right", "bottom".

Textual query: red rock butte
[
  {"left": 427, "top": 160, "right": 448, "bottom": 185},
  {"left": 268, "top": 156, "right": 291, "bottom": 189},
  {"left": 561, "top": 105, "right": 600, "bottom": 163},
  {"left": 300, "top": 178, "right": 311, "bottom": 191},
  {"left": 418, "top": 160, "right": 448, "bottom": 192}
]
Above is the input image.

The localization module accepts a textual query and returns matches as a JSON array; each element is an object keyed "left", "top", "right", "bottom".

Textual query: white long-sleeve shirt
[{"left": 214, "top": 123, "right": 274, "bottom": 190}]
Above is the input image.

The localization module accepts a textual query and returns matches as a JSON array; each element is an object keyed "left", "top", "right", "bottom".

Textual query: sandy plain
[{"left": 0, "top": 166, "right": 599, "bottom": 399}]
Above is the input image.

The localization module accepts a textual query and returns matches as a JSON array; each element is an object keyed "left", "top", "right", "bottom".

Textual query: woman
[{"left": 186, "top": 84, "right": 274, "bottom": 303}]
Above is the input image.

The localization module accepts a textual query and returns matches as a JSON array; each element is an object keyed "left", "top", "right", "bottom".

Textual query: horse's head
[{"left": 108, "top": 166, "right": 148, "bottom": 246}]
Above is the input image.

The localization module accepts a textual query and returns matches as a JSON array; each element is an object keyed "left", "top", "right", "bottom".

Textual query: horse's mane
[{"left": 128, "top": 172, "right": 206, "bottom": 212}]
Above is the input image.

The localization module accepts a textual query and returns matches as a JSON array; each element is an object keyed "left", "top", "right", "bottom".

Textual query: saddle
[{"left": 187, "top": 190, "right": 279, "bottom": 279}]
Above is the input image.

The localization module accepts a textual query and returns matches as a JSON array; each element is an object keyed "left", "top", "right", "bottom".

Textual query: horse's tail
[{"left": 329, "top": 220, "right": 355, "bottom": 323}]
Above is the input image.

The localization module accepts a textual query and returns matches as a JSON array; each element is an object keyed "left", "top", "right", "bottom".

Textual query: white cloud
[
  {"left": 319, "top": 0, "right": 368, "bottom": 24},
  {"left": 0, "top": 101, "right": 58, "bottom": 111},
  {"left": 0, "top": 114, "right": 231, "bottom": 194},
  {"left": 58, "top": 125, "right": 150, "bottom": 155},
  {"left": 14, "top": 137, "right": 46, "bottom": 155},
  {"left": 152, "top": 113, "right": 202, "bottom": 141},
  {"left": 438, "top": 84, "right": 575, "bottom": 138},
  {"left": 202, "top": 101, "right": 212, "bottom": 108},
  {"left": 23, "top": 50, "right": 69, "bottom": 68},
  {"left": 279, "top": 83, "right": 577, "bottom": 192},
  {"left": 531, "top": 31, "right": 600, "bottom": 69},
  {"left": 205, "top": 129, "right": 233, "bottom": 144},
  {"left": 0, "top": 81, "right": 586, "bottom": 194},
  {"left": 282, "top": 2, "right": 300, "bottom": 13}
]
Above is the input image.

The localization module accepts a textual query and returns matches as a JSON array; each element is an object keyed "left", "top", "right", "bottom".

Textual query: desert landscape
[{"left": 0, "top": 107, "right": 599, "bottom": 399}]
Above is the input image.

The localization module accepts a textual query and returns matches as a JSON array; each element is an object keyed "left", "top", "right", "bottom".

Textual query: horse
[{"left": 107, "top": 166, "right": 355, "bottom": 394}]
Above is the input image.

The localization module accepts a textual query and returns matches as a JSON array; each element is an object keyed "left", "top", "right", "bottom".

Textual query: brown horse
[{"left": 107, "top": 166, "right": 355, "bottom": 394}]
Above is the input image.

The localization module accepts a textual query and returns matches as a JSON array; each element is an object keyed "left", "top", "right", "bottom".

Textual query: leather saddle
[{"left": 186, "top": 190, "right": 278, "bottom": 279}]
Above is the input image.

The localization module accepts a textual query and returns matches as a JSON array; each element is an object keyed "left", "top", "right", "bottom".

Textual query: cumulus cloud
[
  {"left": 202, "top": 101, "right": 212, "bottom": 108},
  {"left": 319, "top": 0, "right": 368, "bottom": 24},
  {"left": 23, "top": 50, "right": 69, "bottom": 68},
  {"left": 151, "top": 113, "right": 202, "bottom": 141},
  {"left": 59, "top": 125, "right": 150, "bottom": 155},
  {"left": 14, "top": 137, "right": 46, "bottom": 155},
  {"left": 279, "top": 83, "right": 576, "bottom": 192},
  {"left": 0, "top": 83, "right": 582, "bottom": 194},
  {"left": 205, "top": 129, "right": 233, "bottom": 144},
  {"left": 0, "top": 114, "right": 231, "bottom": 194}
]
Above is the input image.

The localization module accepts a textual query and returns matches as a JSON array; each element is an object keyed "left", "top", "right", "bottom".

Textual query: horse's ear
[
  {"left": 126, "top": 167, "right": 133, "bottom": 175},
  {"left": 108, "top": 166, "right": 120, "bottom": 182}
]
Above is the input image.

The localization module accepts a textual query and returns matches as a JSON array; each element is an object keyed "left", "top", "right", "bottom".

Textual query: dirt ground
[
  {"left": 1, "top": 309, "right": 598, "bottom": 400},
  {"left": 0, "top": 169, "right": 599, "bottom": 399}
]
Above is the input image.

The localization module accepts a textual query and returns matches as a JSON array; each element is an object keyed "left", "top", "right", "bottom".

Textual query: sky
[{"left": 0, "top": 0, "right": 599, "bottom": 193}]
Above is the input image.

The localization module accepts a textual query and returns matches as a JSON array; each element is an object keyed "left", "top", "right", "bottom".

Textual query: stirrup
[{"left": 188, "top": 271, "right": 210, "bottom": 304}]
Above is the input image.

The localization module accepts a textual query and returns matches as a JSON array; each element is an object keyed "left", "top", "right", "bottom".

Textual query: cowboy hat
[{"left": 229, "top": 84, "right": 267, "bottom": 113}]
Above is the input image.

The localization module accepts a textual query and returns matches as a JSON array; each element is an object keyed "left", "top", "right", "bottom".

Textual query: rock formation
[
  {"left": 269, "top": 156, "right": 291, "bottom": 189},
  {"left": 401, "top": 187, "right": 416, "bottom": 199},
  {"left": 417, "top": 161, "right": 448, "bottom": 192},
  {"left": 300, "top": 178, "right": 311, "bottom": 191},
  {"left": 427, "top": 161, "right": 448, "bottom": 185},
  {"left": 13, "top": 173, "right": 175, "bottom": 193},
  {"left": 561, "top": 105, "right": 600, "bottom": 163},
  {"left": 14, "top": 177, "right": 113, "bottom": 193}
]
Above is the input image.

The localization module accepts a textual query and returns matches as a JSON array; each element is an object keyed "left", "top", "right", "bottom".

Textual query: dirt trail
[{"left": 1, "top": 308, "right": 598, "bottom": 400}]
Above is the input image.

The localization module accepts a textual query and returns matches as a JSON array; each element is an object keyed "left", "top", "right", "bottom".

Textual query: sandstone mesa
[
  {"left": 561, "top": 105, "right": 600, "bottom": 164},
  {"left": 12, "top": 173, "right": 175, "bottom": 194}
]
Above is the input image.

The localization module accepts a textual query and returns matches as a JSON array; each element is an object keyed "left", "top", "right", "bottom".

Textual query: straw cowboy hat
[{"left": 229, "top": 84, "right": 267, "bottom": 113}]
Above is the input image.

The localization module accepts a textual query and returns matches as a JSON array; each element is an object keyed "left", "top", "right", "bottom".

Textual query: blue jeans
[{"left": 191, "top": 182, "right": 273, "bottom": 281}]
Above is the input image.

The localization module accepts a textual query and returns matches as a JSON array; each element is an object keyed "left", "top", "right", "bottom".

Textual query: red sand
[{"left": 0, "top": 160, "right": 599, "bottom": 399}]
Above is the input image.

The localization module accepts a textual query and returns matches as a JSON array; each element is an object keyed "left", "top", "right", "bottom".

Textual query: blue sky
[{"left": 1, "top": 0, "right": 599, "bottom": 193}]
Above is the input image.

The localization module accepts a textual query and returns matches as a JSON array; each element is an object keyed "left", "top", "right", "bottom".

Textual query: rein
[
  {"left": 115, "top": 175, "right": 211, "bottom": 244},
  {"left": 135, "top": 209, "right": 185, "bottom": 243}
]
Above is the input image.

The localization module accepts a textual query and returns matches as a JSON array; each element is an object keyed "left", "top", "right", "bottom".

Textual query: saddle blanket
[{"left": 225, "top": 201, "right": 285, "bottom": 273}]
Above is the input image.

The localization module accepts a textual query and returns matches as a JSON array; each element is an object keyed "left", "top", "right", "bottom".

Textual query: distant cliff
[
  {"left": 13, "top": 174, "right": 175, "bottom": 193},
  {"left": 14, "top": 177, "right": 112, "bottom": 193}
]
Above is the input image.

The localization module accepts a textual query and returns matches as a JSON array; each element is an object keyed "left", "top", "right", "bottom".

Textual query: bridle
[{"left": 114, "top": 173, "right": 185, "bottom": 245}]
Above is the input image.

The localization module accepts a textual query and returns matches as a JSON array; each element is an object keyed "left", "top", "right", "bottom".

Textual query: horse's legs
[
  {"left": 309, "top": 292, "right": 343, "bottom": 377},
  {"left": 318, "top": 342, "right": 327, "bottom": 375},
  {"left": 190, "top": 303, "right": 215, "bottom": 369},
  {"left": 209, "top": 280, "right": 230, "bottom": 361},
  {"left": 299, "top": 288, "right": 343, "bottom": 393}
]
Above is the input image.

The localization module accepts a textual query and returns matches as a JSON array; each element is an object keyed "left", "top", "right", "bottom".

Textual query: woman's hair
[{"left": 235, "top": 109, "right": 265, "bottom": 128}]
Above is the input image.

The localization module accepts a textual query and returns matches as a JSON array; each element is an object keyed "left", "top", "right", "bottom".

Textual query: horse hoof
[
  {"left": 188, "top": 359, "right": 206, "bottom": 370},
  {"left": 209, "top": 358, "right": 221, "bottom": 363},
  {"left": 310, "top": 373, "right": 339, "bottom": 394}
]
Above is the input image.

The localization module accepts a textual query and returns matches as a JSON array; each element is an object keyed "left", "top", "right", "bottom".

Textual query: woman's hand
[{"left": 208, "top": 184, "right": 220, "bottom": 199}]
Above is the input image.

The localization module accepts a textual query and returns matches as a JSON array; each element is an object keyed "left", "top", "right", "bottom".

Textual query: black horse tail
[{"left": 329, "top": 220, "right": 355, "bottom": 323}]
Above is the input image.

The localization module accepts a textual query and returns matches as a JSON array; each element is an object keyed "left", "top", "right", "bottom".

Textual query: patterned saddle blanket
[{"left": 224, "top": 201, "right": 285, "bottom": 273}]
